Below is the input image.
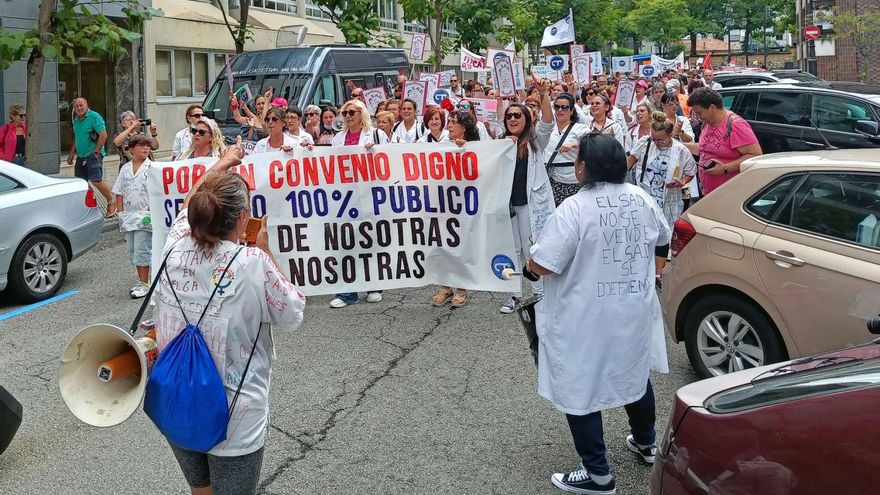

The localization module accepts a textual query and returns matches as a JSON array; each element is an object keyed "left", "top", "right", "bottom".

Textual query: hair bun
[{"left": 651, "top": 111, "right": 667, "bottom": 123}]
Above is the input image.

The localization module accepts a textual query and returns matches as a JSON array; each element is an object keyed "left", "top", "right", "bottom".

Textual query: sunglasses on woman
[
  {"left": 189, "top": 113, "right": 205, "bottom": 119},
  {"left": 305, "top": 112, "right": 318, "bottom": 117},
  {"left": 341, "top": 110, "right": 360, "bottom": 117},
  {"left": 265, "top": 116, "right": 281, "bottom": 123},
  {"left": 553, "top": 104, "right": 571, "bottom": 111},
  {"left": 457, "top": 103, "right": 471, "bottom": 110},
  {"left": 585, "top": 91, "right": 596, "bottom": 96},
  {"left": 505, "top": 112, "right": 524, "bottom": 121},
  {"left": 190, "top": 128, "right": 210, "bottom": 136}
]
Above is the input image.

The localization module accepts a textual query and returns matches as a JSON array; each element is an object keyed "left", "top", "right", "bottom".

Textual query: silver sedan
[{"left": 0, "top": 161, "right": 103, "bottom": 302}]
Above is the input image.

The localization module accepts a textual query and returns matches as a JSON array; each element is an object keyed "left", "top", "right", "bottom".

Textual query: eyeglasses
[
  {"left": 505, "top": 112, "right": 524, "bottom": 121},
  {"left": 305, "top": 112, "right": 318, "bottom": 117},
  {"left": 450, "top": 79, "right": 458, "bottom": 83},
  {"left": 15, "top": 113, "right": 25, "bottom": 118},
  {"left": 585, "top": 91, "right": 596, "bottom": 96},
  {"left": 189, "top": 113, "right": 204, "bottom": 119},
  {"left": 341, "top": 110, "right": 360, "bottom": 117},
  {"left": 264, "top": 116, "right": 281, "bottom": 123},
  {"left": 456, "top": 103, "right": 471, "bottom": 110},
  {"left": 553, "top": 104, "right": 571, "bottom": 111},
  {"left": 190, "top": 128, "right": 210, "bottom": 136}
]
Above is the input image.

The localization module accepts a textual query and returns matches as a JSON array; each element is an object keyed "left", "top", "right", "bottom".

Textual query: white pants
[{"left": 511, "top": 205, "right": 542, "bottom": 297}]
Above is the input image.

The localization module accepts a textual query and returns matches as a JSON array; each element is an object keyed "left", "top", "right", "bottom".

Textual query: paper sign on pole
[
  {"left": 461, "top": 47, "right": 489, "bottom": 72},
  {"left": 650, "top": 53, "right": 685, "bottom": 72},
  {"left": 512, "top": 62, "right": 526, "bottom": 90},
  {"left": 547, "top": 54, "right": 569, "bottom": 73},
  {"left": 419, "top": 72, "right": 441, "bottom": 101},
  {"left": 438, "top": 70, "right": 456, "bottom": 87},
  {"left": 403, "top": 80, "right": 429, "bottom": 113},
  {"left": 476, "top": 71, "right": 488, "bottom": 86},
  {"left": 569, "top": 44, "right": 585, "bottom": 61},
  {"left": 572, "top": 53, "right": 592, "bottom": 85},
  {"left": 530, "top": 64, "right": 560, "bottom": 81},
  {"left": 224, "top": 58, "right": 234, "bottom": 92},
  {"left": 492, "top": 54, "right": 517, "bottom": 98},
  {"left": 487, "top": 48, "right": 516, "bottom": 68},
  {"left": 588, "top": 51, "right": 603, "bottom": 75},
  {"left": 148, "top": 142, "right": 521, "bottom": 296},
  {"left": 612, "top": 56, "right": 633, "bottom": 73},
  {"left": 614, "top": 79, "right": 636, "bottom": 109},
  {"left": 362, "top": 87, "right": 387, "bottom": 115},
  {"left": 410, "top": 33, "right": 428, "bottom": 61}
]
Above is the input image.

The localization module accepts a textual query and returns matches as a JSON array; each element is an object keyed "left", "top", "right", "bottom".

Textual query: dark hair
[
  {"left": 286, "top": 106, "right": 303, "bottom": 118},
  {"left": 554, "top": 94, "right": 579, "bottom": 123},
  {"left": 401, "top": 98, "right": 418, "bottom": 115},
  {"left": 660, "top": 92, "right": 678, "bottom": 107},
  {"left": 449, "top": 110, "right": 480, "bottom": 142},
  {"left": 687, "top": 87, "right": 723, "bottom": 109},
  {"left": 502, "top": 102, "right": 536, "bottom": 160},
  {"left": 687, "top": 79, "right": 704, "bottom": 95},
  {"left": 185, "top": 104, "right": 203, "bottom": 122},
  {"left": 576, "top": 133, "right": 627, "bottom": 187},
  {"left": 422, "top": 105, "right": 446, "bottom": 130},
  {"left": 127, "top": 133, "right": 153, "bottom": 149},
  {"left": 264, "top": 106, "right": 287, "bottom": 132},
  {"left": 188, "top": 172, "right": 250, "bottom": 250}
]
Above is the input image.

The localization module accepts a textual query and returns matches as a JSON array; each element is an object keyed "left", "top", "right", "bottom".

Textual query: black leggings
[{"left": 169, "top": 442, "right": 265, "bottom": 495}]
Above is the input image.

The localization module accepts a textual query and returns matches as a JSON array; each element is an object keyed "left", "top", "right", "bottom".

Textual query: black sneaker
[
  {"left": 550, "top": 467, "right": 616, "bottom": 495},
  {"left": 626, "top": 434, "right": 657, "bottom": 464}
]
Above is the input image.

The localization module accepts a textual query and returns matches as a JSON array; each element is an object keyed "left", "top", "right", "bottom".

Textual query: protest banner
[
  {"left": 512, "top": 61, "right": 526, "bottom": 90},
  {"left": 438, "top": 70, "right": 456, "bottom": 87},
  {"left": 493, "top": 54, "right": 516, "bottom": 97},
  {"left": 588, "top": 51, "right": 603, "bottom": 75},
  {"left": 572, "top": 54, "right": 592, "bottom": 85},
  {"left": 419, "top": 72, "right": 441, "bottom": 99},
  {"left": 612, "top": 56, "right": 633, "bottom": 73},
  {"left": 363, "top": 87, "right": 387, "bottom": 115},
  {"left": 224, "top": 58, "right": 234, "bottom": 93},
  {"left": 469, "top": 98, "right": 499, "bottom": 125},
  {"left": 530, "top": 64, "right": 559, "bottom": 81},
  {"left": 614, "top": 79, "right": 636, "bottom": 109},
  {"left": 403, "top": 80, "right": 429, "bottom": 113},
  {"left": 148, "top": 142, "right": 521, "bottom": 296},
  {"left": 410, "top": 33, "right": 428, "bottom": 61},
  {"left": 651, "top": 53, "right": 685, "bottom": 72},
  {"left": 461, "top": 47, "right": 488, "bottom": 72},
  {"left": 486, "top": 48, "right": 516, "bottom": 68}
]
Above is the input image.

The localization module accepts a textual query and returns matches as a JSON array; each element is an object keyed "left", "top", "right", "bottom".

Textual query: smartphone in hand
[
  {"left": 699, "top": 159, "right": 718, "bottom": 170},
  {"left": 243, "top": 217, "right": 262, "bottom": 244}
]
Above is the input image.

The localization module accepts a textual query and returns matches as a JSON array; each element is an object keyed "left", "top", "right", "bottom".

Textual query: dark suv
[{"left": 719, "top": 83, "right": 880, "bottom": 153}]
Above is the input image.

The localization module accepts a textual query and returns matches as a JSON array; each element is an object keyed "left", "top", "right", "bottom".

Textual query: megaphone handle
[{"left": 128, "top": 248, "right": 175, "bottom": 335}]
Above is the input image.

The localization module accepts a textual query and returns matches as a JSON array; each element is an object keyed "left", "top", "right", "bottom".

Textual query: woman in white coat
[
  {"left": 497, "top": 84, "right": 554, "bottom": 314},
  {"left": 328, "top": 99, "right": 382, "bottom": 309},
  {"left": 526, "top": 133, "right": 671, "bottom": 495}
]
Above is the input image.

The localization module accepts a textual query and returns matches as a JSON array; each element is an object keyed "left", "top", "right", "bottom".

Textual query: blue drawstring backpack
[{"left": 142, "top": 247, "right": 258, "bottom": 453}]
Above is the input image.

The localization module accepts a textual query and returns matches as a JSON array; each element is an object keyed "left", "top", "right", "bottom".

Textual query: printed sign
[
  {"left": 438, "top": 70, "right": 456, "bottom": 87},
  {"left": 362, "top": 87, "right": 387, "bottom": 116},
  {"left": 612, "top": 56, "right": 633, "bottom": 73},
  {"left": 486, "top": 48, "right": 516, "bottom": 68},
  {"left": 148, "top": 143, "right": 520, "bottom": 296},
  {"left": 493, "top": 54, "right": 517, "bottom": 98},
  {"left": 572, "top": 54, "right": 592, "bottom": 85},
  {"left": 640, "top": 64, "right": 657, "bottom": 77},
  {"left": 403, "top": 80, "right": 429, "bottom": 113},
  {"left": 419, "top": 72, "right": 441, "bottom": 101},
  {"left": 588, "top": 51, "right": 603, "bottom": 75},
  {"left": 614, "top": 79, "right": 636, "bottom": 109},
  {"left": 410, "top": 33, "right": 428, "bottom": 61},
  {"left": 432, "top": 88, "right": 451, "bottom": 105},
  {"left": 512, "top": 62, "right": 526, "bottom": 90},
  {"left": 461, "top": 47, "right": 489, "bottom": 72},
  {"left": 469, "top": 98, "right": 499, "bottom": 124},
  {"left": 569, "top": 44, "right": 585, "bottom": 61},
  {"left": 548, "top": 54, "right": 569, "bottom": 73},
  {"left": 531, "top": 64, "right": 560, "bottom": 81}
]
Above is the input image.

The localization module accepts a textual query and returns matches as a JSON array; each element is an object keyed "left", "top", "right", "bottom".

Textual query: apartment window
[
  {"left": 405, "top": 18, "right": 428, "bottom": 33},
  {"left": 306, "top": 0, "right": 333, "bottom": 19},
  {"left": 377, "top": 0, "right": 397, "bottom": 30},
  {"left": 156, "top": 49, "right": 233, "bottom": 99},
  {"left": 251, "top": 0, "right": 298, "bottom": 13},
  {"left": 442, "top": 20, "right": 458, "bottom": 38}
]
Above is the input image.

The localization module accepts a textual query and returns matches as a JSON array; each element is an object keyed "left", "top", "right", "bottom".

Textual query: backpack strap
[
  {"left": 639, "top": 138, "right": 652, "bottom": 184},
  {"left": 129, "top": 246, "right": 176, "bottom": 335},
  {"left": 723, "top": 112, "right": 739, "bottom": 140}
]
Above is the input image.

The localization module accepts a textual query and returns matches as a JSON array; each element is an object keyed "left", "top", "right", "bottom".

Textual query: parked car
[
  {"left": 714, "top": 69, "right": 820, "bottom": 87},
  {"left": 720, "top": 83, "right": 880, "bottom": 154},
  {"left": 650, "top": 316, "right": 880, "bottom": 495},
  {"left": 0, "top": 161, "right": 103, "bottom": 302},
  {"left": 661, "top": 149, "right": 880, "bottom": 378},
  {"left": 201, "top": 45, "right": 410, "bottom": 139}
]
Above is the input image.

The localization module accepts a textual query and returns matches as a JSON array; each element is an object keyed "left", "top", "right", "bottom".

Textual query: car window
[
  {"left": 746, "top": 174, "right": 802, "bottom": 220},
  {"left": 756, "top": 92, "right": 807, "bottom": 126},
  {"left": 722, "top": 94, "right": 736, "bottom": 110},
  {"left": 812, "top": 94, "right": 876, "bottom": 133},
  {"left": 313, "top": 74, "right": 336, "bottom": 105},
  {"left": 0, "top": 173, "right": 23, "bottom": 194},
  {"left": 775, "top": 173, "right": 880, "bottom": 249},
  {"left": 733, "top": 92, "right": 759, "bottom": 120}
]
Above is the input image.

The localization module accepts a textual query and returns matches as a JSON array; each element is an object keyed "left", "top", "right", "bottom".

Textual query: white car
[{"left": 0, "top": 161, "right": 103, "bottom": 302}]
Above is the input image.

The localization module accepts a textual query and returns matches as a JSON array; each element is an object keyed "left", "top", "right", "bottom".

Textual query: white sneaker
[
  {"left": 329, "top": 297, "right": 349, "bottom": 308},
  {"left": 500, "top": 296, "right": 519, "bottom": 314},
  {"left": 130, "top": 283, "right": 149, "bottom": 299},
  {"left": 366, "top": 292, "right": 382, "bottom": 303}
]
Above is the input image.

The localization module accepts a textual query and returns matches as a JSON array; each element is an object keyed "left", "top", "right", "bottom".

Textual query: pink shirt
[
  {"left": 697, "top": 112, "right": 758, "bottom": 195},
  {"left": 344, "top": 130, "right": 360, "bottom": 146}
]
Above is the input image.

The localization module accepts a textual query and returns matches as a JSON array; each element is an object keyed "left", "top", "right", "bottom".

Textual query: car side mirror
[
  {"left": 869, "top": 314, "right": 880, "bottom": 335},
  {"left": 855, "top": 120, "right": 879, "bottom": 137}
]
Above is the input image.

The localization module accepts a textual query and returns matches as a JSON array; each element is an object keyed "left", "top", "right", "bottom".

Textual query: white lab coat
[
  {"left": 529, "top": 182, "right": 671, "bottom": 415},
  {"left": 521, "top": 122, "right": 555, "bottom": 239}
]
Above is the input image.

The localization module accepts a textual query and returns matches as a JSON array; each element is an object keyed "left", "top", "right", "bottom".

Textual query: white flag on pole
[
  {"left": 505, "top": 39, "right": 516, "bottom": 51},
  {"left": 612, "top": 56, "right": 633, "bottom": 73},
  {"left": 540, "top": 10, "right": 575, "bottom": 47}
]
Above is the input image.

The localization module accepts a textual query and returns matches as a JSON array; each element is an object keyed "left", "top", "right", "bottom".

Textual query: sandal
[
  {"left": 451, "top": 289, "right": 469, "bottom": 307},
  {"left": 431, "top": 286, "right": 454, "bottom": 306}
]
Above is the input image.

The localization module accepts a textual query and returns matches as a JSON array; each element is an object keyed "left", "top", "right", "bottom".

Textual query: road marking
[{"left": 0, "top": 290, "right": 79, "bottom": 322}]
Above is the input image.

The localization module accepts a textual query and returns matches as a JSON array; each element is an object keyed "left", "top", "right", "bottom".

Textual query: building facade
[{"left": 796, "top": 0, "right": 880, "bottom": 83}]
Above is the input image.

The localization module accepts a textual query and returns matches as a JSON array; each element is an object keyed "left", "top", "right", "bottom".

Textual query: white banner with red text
[{"left": 148, "top": 142, "right": 520, "bottom": 296}]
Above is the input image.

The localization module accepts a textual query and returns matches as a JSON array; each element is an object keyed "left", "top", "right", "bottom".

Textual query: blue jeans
[{"left": 565, "top": 380, "right": 656, "bottom": 476}]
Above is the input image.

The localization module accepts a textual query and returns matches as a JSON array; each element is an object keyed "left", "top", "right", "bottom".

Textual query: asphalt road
[{"left": 0, "top": 230, "right": 698, "bottom": 495}]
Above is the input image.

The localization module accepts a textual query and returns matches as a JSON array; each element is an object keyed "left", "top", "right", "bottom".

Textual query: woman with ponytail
[{"left": 155, "top": 142, "right": 306, "bottom": 495}]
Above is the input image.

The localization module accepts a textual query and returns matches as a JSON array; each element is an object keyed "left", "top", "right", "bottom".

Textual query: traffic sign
[{"left": 804, "top": 25, "right": 821, "bottom": 40}]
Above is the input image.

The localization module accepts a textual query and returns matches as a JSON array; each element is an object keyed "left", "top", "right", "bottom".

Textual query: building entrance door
[{"left": 58, "top": 60, "right": 112, "bottom": 154}]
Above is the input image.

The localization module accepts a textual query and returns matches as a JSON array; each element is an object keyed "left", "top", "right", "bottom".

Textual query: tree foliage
[
  {"left": 216, "top": 0, "right": 253, "bottom": 53},
  {"left": 311, "top": 0, "right": 381, "bottom": 45},
  {"left": 831, "top": 7, "right": 880, "bottom": 82},
  {"left": 624, "top": 0, "right": 692, "bottom": 53}
]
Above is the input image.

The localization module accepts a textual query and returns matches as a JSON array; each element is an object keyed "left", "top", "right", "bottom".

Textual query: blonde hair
[
  {"left": 180, "top": 117, "right": 224, "bottom": 159},
  {"left": 375, "top": 110, "right": 395, "bottom": 125},
  {"left": 340, "top": 99, "right": 373, "bottom": 132},
  {"left": 650, "top": 111, "right": 675, "bottom": 134}
]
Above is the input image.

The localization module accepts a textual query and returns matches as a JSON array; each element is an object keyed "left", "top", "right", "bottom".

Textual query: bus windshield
[{"left": 202, "top": 74, "right": 312, "bottom": 124}]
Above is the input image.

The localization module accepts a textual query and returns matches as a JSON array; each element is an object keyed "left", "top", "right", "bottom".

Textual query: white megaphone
[{"left": 58, "top": 323, "right": 157, "bottom": 427}]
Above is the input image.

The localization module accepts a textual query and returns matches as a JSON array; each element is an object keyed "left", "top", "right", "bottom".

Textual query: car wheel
[
  {"left": 684, "top": 294, "right": 785, "bottom": 379},
  {"left": 8, "top": 233, "right": 68, "bottom": 303}
]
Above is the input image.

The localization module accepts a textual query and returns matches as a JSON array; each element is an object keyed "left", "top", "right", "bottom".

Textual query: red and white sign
[
  {"left": 410, "top": 33, "right": 428, "bottom": 61},
  {"left": 461, "top": 47, "right": 489, "bottom": 72},
  {"left": 804, "top": 25, "right": 822, "bottom": 41}
]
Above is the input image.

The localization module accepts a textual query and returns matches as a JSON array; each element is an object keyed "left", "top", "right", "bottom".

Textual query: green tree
[
  {"left": 310, "top": 0, "right": 381, "bottom": 45},
  {"left": 624, "top": 0, "right": 692, "bottom": 54},
  {"left": 497, "top": 0, "right": 563, "bottom": 63},
  {"left": 831, "top": 7, "right": 880, "bottom": 82},
  {"left": 572, "top": 0, "right": 623, "bottom": 50},
  {"left": 216, "top": 0, "right": 254, "bottom": 53},
  {"left": 0, "top": 0, "right": 162, "bottom": 169}
]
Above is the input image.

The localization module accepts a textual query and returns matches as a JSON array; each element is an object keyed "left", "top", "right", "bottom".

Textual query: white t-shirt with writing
[
  {"left": 112, "top": 159, "right": 152, "bottom": 232},
  {"left": 155, "top": 209, "right": 306, "bottom": 456},
  {"left": 252, "top": 134, "right": 298, "bottom": 155}
]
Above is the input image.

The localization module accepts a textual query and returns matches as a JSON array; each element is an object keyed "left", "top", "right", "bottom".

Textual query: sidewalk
[{"left": 58, "top": 150, "right": 174, "bottom": 232}]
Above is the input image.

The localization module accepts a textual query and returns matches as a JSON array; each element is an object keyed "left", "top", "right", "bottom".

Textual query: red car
[{"left": 651, "top": 316, "right": 880, "bottom": 494}]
